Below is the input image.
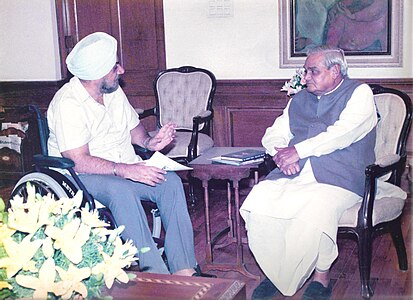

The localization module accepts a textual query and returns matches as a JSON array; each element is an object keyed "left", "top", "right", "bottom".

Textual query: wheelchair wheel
[
  {"left": 11, "top": 172, "right": 160, "bottom": 237},
  {"left": 11, "top": 172, "right": 75, "bottom": 201},
  {"left": 10, "top": 171, "right": 120, "bottom": 230}
]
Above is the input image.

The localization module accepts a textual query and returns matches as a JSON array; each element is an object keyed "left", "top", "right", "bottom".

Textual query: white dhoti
[{"left": 240, "top": 161, "right": 407, "bottom": 296}]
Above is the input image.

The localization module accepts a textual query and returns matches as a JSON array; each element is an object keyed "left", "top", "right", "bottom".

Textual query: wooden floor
[{"left": 187, "top": 178, "right": 412, "bottom": 300}]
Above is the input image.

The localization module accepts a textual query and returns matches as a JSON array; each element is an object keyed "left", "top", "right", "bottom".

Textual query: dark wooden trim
[
  {"left": 1, "top": 77, "right": 412, "bottom": 109},
  {"left": 215, "top": 78, "right": 413, "bottom": 97},
  {"left": 0, "top": 80, "right": 67, "bottom": 109},
  {"left": 0, "top": 80, "right": 66, "bottom": 92},
  {"left": 213, "top": 78, "right": 413, "bottom": 112}
]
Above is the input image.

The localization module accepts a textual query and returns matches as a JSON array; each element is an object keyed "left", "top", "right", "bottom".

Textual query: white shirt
[{"left": 47, "top": 77, "right": 142, "bottom": 164}]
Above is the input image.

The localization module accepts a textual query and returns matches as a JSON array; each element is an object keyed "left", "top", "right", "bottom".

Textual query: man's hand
[
  {"left": 278, "top": 161, "right": 301, "bottom": 176},
  {"left": 120, "top": 163, "right": 167, "bottom": 186},
  {"left": 273, "top": 146, "right": 301, "bottom": 176},
  {"left": 147, "top": 122, "right": 176, "bottom": 151},
  {"left": 62, "top": 144, "right": 167, "bottom": 186}
]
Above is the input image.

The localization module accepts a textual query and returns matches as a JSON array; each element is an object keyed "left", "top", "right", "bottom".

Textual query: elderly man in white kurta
[{"left": 240, "top": 46, "right": 406, "bottom": 300}]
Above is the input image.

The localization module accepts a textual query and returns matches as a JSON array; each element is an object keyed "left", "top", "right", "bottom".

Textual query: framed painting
[{"left": 279, "top": 0, "right": 403, "bottom": 68}]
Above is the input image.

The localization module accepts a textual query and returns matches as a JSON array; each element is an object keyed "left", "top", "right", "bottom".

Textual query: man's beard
[{"left": 100, "top": 77, "right": 120, "bottom": 94}]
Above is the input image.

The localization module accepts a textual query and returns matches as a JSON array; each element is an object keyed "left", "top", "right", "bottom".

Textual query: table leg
[
  {"left": 233, "top": 180, "right": 261, "bottom": 280},
  {"left": 215, "top": 181, "right": 236, "bottom": 249},
  {"left": 202, "top": 179, "right": 213, "bottom": 263},
  {"left": 200, "top": 175, "right": 260, "bottom": 281},
  {"left": 227, "top": 181, "right": 233, "bottom": 237},
  {"left": 233, "top": 180, "right": 242, "bottom": 266}
]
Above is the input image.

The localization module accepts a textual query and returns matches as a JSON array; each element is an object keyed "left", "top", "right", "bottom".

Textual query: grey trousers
[{"left": 77, "top": 171, "right": 197, "bottom": 274}]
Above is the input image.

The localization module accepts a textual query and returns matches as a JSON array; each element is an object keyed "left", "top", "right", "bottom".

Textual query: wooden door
[{"left": 55, "top": 0, "right": 165, "bottom": 128}]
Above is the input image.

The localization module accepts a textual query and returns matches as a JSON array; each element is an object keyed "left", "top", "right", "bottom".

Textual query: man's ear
[{"left": 331, "top": 64, "right": 341, "bottom": 79}]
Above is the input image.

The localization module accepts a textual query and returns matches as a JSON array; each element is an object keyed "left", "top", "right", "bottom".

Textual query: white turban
[{"left": 66, "top": 32, "right": 117, "bottom": 80}]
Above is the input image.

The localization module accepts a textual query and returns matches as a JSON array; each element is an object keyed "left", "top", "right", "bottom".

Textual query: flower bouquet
[
  {"left": 0, "top": 183, "right": 145, "bottom": 299},
  {"left": 281, "top": 68, "right": 307, "bottom": 96}
]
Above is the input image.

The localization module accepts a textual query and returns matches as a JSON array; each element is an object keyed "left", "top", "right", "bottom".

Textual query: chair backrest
[
  {"left": 29, "top": 105, "right": 49, "bottom": 156},
  {"left": 153, "top": 66, "right": 216, "bottom": 131},
  {"left": 371, "top": 84, "right": 412, "bottom": 183}
]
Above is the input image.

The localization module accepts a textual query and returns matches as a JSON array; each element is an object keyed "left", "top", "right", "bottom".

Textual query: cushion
[{"left": 339, "top": 196, "right": 405, "bottom": 227}]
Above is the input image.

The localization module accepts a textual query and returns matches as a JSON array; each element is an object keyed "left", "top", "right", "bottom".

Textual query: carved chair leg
[
  {"left": 389, "top": 218, "right": 408, "bottom": 271},
  {"left": 358, "top": 229, "right": 374, "bottom": 299}
]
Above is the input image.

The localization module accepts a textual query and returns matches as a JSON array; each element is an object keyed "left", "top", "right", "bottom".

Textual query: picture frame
[{"left": 279, "top": 0, "right": 403, "bottom": 68}]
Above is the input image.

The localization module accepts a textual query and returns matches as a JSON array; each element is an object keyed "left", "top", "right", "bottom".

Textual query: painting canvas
[{"left": 279, "top": 0, "right": 403, "bottom": 68}]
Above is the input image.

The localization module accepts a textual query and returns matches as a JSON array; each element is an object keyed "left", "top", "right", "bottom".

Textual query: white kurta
[{"left": 240, "top": 83, "right": 407, "bottom": 296}]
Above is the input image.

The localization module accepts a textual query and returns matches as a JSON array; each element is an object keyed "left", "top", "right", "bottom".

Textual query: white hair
[{"left": 307, "top": 46, "right": 348, "bottom": 77}]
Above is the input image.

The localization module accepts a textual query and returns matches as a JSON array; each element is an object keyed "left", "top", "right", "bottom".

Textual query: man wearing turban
[{"left": 47, "top": 32, "right": 198, "bottom": 276}]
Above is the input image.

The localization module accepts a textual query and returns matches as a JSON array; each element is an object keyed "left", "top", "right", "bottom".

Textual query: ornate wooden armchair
[
  {"left": 337, "top": 84, "right": 412, "bottom": 298},
  {"left": 137, "top": 66, "right": 217, "bottom": 205},
  {"left": 138, "top": 66, "right": 216, "bottom": 163}
]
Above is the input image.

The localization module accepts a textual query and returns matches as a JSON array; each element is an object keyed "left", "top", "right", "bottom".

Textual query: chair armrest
[
  {"left": 357, "top": 154, "right": 405, "bottom": 228},
  {"left": 133, "top": 144, "right": 154, "bottom": 160},
  {"left": 366, "top": 154, "right": 404, "bottom": 179},
  {"left": 187, "top": 110, "right": 213, "bottom": 161},
  {"left": 191, "top": 110, "right": 213, "bottom": 145},
  {"left": 33, "top": 154, "right": 75, "bottom": 169},
  {"left": 198, "top": 110, "right": 212, "bottom": 118},
  {"left": 193, "top": 110, "right": 213, "bottom": 124},
  {"left": 34, "top": 154, "right": 99, "bottom": 211},
  {"left": 135, "top": 107, "right": 156, "bottom": 119}
]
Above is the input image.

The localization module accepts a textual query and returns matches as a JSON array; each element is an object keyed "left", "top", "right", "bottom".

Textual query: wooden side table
[
  {"left": 189, "top": 147, "right": 264, "bottom": 280},
  {"left": 104, "top": 272, "right": 246, "bottom": 299}
]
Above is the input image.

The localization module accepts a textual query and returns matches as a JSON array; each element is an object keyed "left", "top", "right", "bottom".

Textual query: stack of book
[{"left": 211, "top": 149, "right": 266, "bottom": 166}]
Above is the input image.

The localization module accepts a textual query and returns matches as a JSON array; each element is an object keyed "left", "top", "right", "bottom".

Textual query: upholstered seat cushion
[
  {"left": 339, "top": 196, "right": 405, "bottom": 227},
  {"left": 149, "top": 131, "right": 214, "bottom": 158}
]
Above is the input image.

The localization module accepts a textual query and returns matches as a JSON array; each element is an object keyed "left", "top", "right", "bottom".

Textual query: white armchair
[{"left": 338, "top": 84, "right": 412, "bottom": 299}]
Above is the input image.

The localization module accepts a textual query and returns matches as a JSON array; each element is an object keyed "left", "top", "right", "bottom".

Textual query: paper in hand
[{"left": 144, "top": 151, "right": 192, "bottom": 171}]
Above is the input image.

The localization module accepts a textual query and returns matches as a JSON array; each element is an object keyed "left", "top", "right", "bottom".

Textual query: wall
[
  {"left": 0, "top": 0, "right": 412, "bottom": 81},
  {"left": 0, "top": 0, "right": 60, "bottom": 81},
  {"left": 164, "top": 0, "right": 413, "bottom": 79}
]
